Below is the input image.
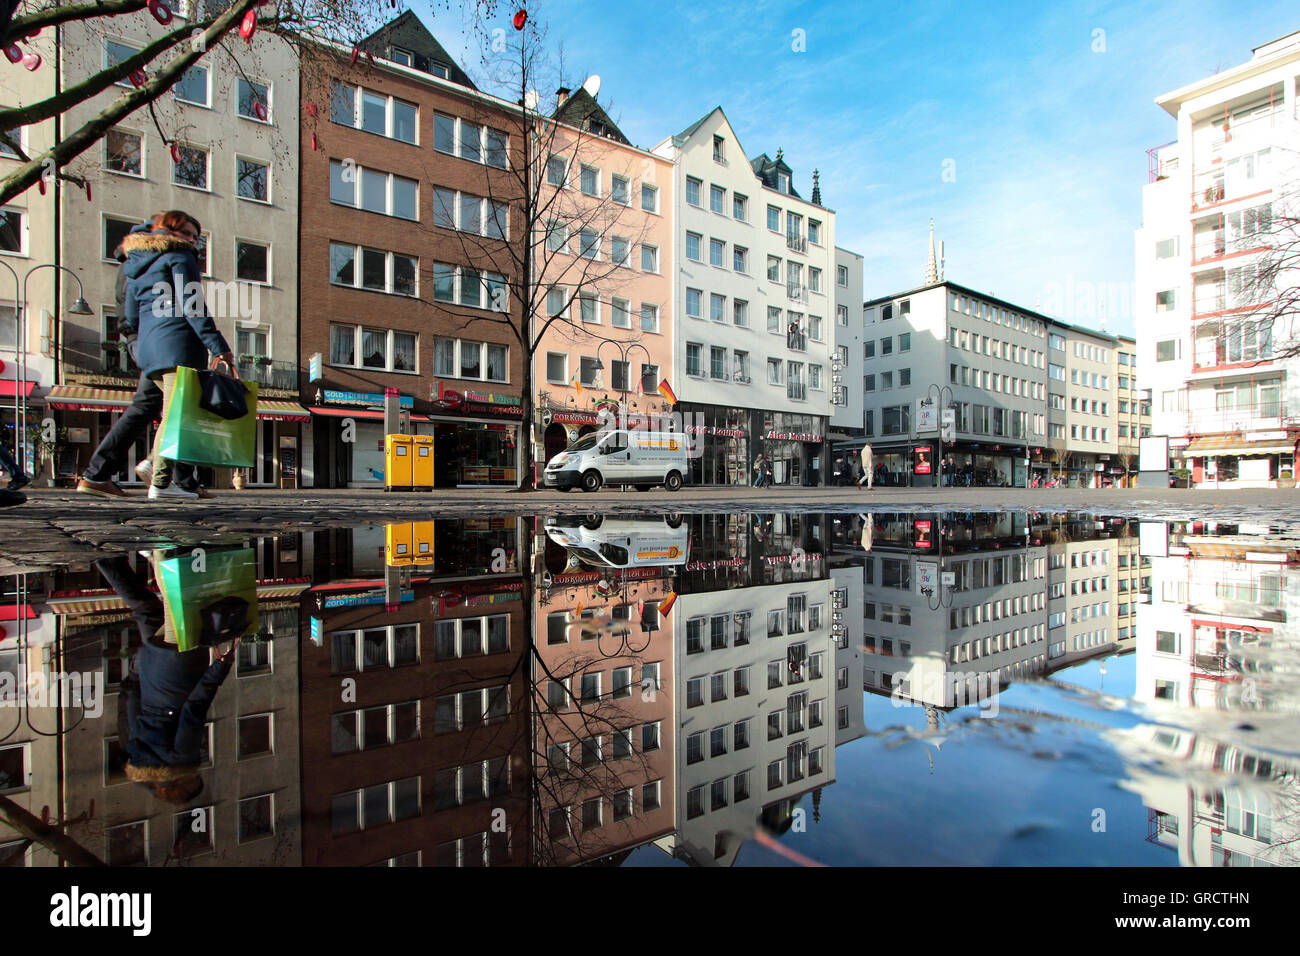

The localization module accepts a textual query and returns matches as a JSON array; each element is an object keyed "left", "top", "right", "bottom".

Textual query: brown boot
[{"left": 77, "top": 478, "right": 135, "bottom": 499}]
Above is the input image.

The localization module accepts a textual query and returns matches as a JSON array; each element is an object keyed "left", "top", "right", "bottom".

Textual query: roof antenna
[{"left": 925, "top": 219, "right": 938, "bottom": 284}]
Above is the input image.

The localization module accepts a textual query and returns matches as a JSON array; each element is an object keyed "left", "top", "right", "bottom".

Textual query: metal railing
[
  {"left": 1186, "top": 403, "right": 1287, "bottom": 433},
  {"left": 786, "top": 234, "right": 806, "bottom": 253},
  {"left": 787, "top": 382, "right": 806, "bottom": 401}
]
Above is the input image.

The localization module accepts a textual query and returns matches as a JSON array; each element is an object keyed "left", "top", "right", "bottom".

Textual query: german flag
[{"left": 657, "top": 379, "right": 677, "bottom": 405}]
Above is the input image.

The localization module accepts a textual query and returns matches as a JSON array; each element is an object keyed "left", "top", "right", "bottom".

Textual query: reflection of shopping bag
[
  {"left": 156, "top": 547, "right": 260, "bottom": 652},
  {"left": 158, "top": 365, "right": 258, "bottom": 467}
]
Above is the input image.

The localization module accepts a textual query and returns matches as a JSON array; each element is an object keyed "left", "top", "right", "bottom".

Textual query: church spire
[
  {"left": 925, "top": 218, "right": 938, "bottom": 284},
  {"left": 811, "top": 168, "right": 822, "bottom": 206}
]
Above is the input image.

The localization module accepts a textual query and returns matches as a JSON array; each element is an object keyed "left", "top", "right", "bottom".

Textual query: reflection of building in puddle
[
  {"left": 1122, "top": 522, "right": 1300, "bottom": 866},
  {"left": 654, "top": 512, "right": 851, "bottom": 866}
]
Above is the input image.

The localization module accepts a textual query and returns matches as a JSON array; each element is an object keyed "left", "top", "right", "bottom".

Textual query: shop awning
[
  {"left": 1184, "top": 436, "right": 1295, "bottom": 457},
  {"left": 45, "top": 385, "right": 135, "bottom": 411},
  {"left": 308, "top": 406, "right": 430, "bottom": 422},
  {"left": 0, "top": 380, "right": 38, "bottom": 398},
  {"left": 256, "top": 400, "right": 311, "bottom": 422}
]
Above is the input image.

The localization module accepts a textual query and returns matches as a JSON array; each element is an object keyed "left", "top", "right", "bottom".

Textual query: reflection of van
[
  {"left": 544, "top": 515, "right": 688, "bottom": 569},
  {"left": 544, "top": 430, "right": 687, "bottom": 492}
]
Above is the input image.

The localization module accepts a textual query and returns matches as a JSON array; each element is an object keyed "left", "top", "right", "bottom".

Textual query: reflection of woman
[{"left": 96, "top": 554, "right": 238, "bottom": 804}]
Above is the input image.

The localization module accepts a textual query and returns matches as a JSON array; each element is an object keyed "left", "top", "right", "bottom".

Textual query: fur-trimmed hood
[{"left": 122, "top": 230, "right": 196, "bottom": 281}]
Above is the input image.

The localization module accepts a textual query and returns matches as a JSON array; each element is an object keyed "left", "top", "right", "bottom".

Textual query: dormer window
[
  {"left": 430, "top": 62, "right": 449, "bottom": 79},
  {"left": 390, "top": 47, "right": 412, "bottom": 66},
  {"left": 713, "top": 135, "right": 725, "bottom": 163},
  {"left": 778, "top": 172, "right": 790, "bottom": 193}
]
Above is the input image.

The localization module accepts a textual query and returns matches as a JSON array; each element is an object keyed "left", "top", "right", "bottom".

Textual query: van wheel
[
  {"left": 665, "top": 513, "right": 683, "bottom": 529},
  {"left": 664, "top": 471, "right": 683, "bottom": 492},
  {"left": 582, "top": 514, "right": 603, "bottom": 530},
  {"left": 581, "top": 470, "right": 602, "bottom": 493},
  {"left": 634, "top": 484, "right": 651, "bottom": 492}
]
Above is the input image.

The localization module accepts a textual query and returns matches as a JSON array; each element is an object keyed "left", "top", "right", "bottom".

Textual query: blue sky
[{"left": 419, "top": 0, "right": 1299, "bottom": 338}]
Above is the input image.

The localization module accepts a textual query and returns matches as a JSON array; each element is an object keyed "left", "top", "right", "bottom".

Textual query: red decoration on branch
[
  {"left": 84, "top": 182, "right": 93, "bottom": 201},
  {"left": 239, "top": 9, "right": 257, "bottom": 42},
  {"left": 513, "top": 8, "right": 527, "bottom": 29},
  {"left": 21, "top": 51, "right": 40, "bottom": 71},
  {"left": 147, "top": 0, "right": 173, "bottom": 25},
  {"left": 305, "top": 101, "right": 318, "bottom": 117},
  {"left": 311, "top": 132, "right": 318, "bottom": 151},
  {"left": 252, "top": 100, "right": 268, "bottom": 120},
  {"left": 129, "top": 68, "right": 147, "bottom": 87},
  {"left": 170, "top": 142, "right": 182, "bottom": 162},
  {"left": 37, "top": 177, "right": 46, "bottom": 195},
  {"left": 3, "top": 45, "right": 21, "bottom": 64},
  {"left": 350, "top": 46, "right": 360, "bottom": 64}
]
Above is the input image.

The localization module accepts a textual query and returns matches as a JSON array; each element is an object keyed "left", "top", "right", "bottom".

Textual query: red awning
[
  {"left": 0, "top": 380, "right": 38, "bottom": 398},
  {"left": 0, "top": 604, "right": 39, "bottom": 621},
  {"left": 309, "top": 406, "right": 430, "bottom": 422}
]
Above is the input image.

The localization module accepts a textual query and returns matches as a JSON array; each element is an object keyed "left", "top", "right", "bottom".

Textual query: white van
[
  {"left": 544, "top": 429, "right": 687, "bottom": 492},
  {"left": 544, "top": 516, "right": 688, "bottom": 570}
]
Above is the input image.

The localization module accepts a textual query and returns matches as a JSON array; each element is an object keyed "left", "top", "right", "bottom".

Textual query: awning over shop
[
  {"left": 308, "top": 406, "right": 430, "bottom": 422},
  {"left": 256, "top": 400, "right": 311, "bottom": 422},
  {"left": 45, "top": 385, "right": 135, "bottom": 411},
  {"left": 1184, "top": 436, "right": 1295, "bottom": 457},
  {"left": 0, "top": 380, "right": 38, "bottom": 398}
]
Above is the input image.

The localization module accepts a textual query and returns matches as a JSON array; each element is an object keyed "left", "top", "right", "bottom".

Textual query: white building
[
  {"left": 1135, "top": 31, "right": 1300, "bottom": 488},
  {"left": 653, "top": 109, "right": 836, "bottom": 486},
  {"left": 830, "top": 247, "right": 864, "bottom": 461}
]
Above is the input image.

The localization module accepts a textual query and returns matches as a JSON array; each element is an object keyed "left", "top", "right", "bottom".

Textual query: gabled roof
[
  {"left": 671, "top": 106, "right": 724, "bottom": 148},
  {"left": 552, "top": 88, "right": 631, "bottom": 145},
  {"left": 359, "top": 11, "right": 477, "bottom": 89}
]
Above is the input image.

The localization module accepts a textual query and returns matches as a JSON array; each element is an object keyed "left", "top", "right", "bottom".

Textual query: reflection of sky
[{"left": 629, "top": 654, "right": 1180, "bottom": 866}]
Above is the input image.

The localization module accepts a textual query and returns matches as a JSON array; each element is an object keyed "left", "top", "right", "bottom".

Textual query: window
[
  {"left": 685, "top": 288, "right": 702, "bottom": 319},
  {"left": 642, "top": 721, "right": 661, "bottom": 752},
  {"left": 641, "top": 243, "right": 659, "bottom": 272},
  {"left": 0, "top": 744, "right": 30, "bottom": 793},
  {"left": 580, "top": 355, "right": 600, "bottom": 387},
  {"left": 332, "top": 777, "right": 420, "bottom": 833},
  {"left": 104, "top": 128, "right": 142, "bottom": 176},
  {"left": 685, "top": 231, "right": 702, "bottom": 262},
  {"left": 686, "top": 176, "right": 702, "bottom": 206},
  {"left": 640, "top": 303, "right": 659, "bottom": 333},
  {"left": 643, "top": 781, "right": 662, "bottom": 812},
  {"left": 578, "top": 293, "right": 598, "bottom": 324},
  {"left": 733, "top": 193, "right": 748, "bottom": 220},
  {"left": 430, "top": 264, "right": 507, "bottom": 313},
  {"left": 837, "top": 264, "right": 848, "bottom": 287},
  {"left": 713, "top": 134, "right": 725, "bottom": 162},
  {"left": 431, "top": 111, "right": 504, "bottom": 163},
  {"left": 767, "top": 205, "right": 781, "bottom": 231},
  {"left": 329, "top": 161, "right": 417, "bottom": 220},
  {"left": 710, "top": 345, "right": 726, "bottom": 379},
  {"left": 710, "top": 238, "right": 725, "bottom": 267},
  {"left": 580, "top": 164, "right": 599, "bottom": 196},
  {"left": 767, "top": 357, "right": 782, "bottom": 385},
  {"left": 329, "top": 324, "right": 417, "bottom": 373},
  {"left": 433, "top": 338, "right": 507, "bottom": 383},
  {"left": 641, "top": 182, "right": 658, "bottom": 213},
  {"left": 610, "top": 297, "right": 631, "bottom": 330},
  {"left": 1156, "top": 339, "right": 1177, "bottom": 362},
  {"left": 733, "top": 300, "right": 749, "bottom": 328},
  {"left": 102, "top": 215, "right": 141, "bottom": 261},
  {"left": 710, "top": 293, "right": 726, "bottom": 322},
  {"left": 899, "top": 332, "right": 911, "bottom": 351},
  {"left": 172, "top": 144, "right": 209, "bottom": 189},
  {"left": 237, "top": 77, "right": 271, "bottom": 122},
  {"left": 235, "top": 239, "right": 271, "bottom": 284},
  {"left": 686, "top": 342, "right": 703, "bottom": 377},
  {"left": 238, "top": 794, "right": 275, "bottom": 842},
  {"left": 174, "top": 64, "right": 210, "bottom": 106},
  {"left": 809, "top": 267, "right": 821, "bottom": 293},
  {"left": 236, "top": 157, "right": 270, "bottom": 202},
  {"left": 611, "top": 174, "right": 629, "bottom": 204},
  {"left": 710, "top": 184, "right": 725, "bottom": 213},
  {"left": 105, "top": 39, "right": 140, "bottom": 87}
]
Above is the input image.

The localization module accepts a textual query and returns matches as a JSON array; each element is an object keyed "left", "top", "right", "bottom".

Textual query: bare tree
[
  {"left": 0, "top": 0, "right": 401, "bottom": 205},
  {"left": 1236, "top": 170, "right": 1300, "bottom": 364}
]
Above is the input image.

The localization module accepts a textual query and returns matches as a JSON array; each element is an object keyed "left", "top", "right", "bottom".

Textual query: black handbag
[
  {"left": 198, "top": 596, "right": 251, "bottom": 646},
  {"left": 197, "top": 368, "right": 248, "bottom": 420}
]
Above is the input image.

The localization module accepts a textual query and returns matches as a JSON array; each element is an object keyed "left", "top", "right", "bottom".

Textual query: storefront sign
[
  {"left": 323, "top": 389, "right": 412, "bottom": 408},
  {"left": 434, "top": 383, "right": 522, "bottom": 417},
  {"left": 322, "top": 589, "right": 414, "bottom": 609},
  {"left": 764, "top": 430, "right": 822, "bottom": 443},
  {"left": 916, "top": 401, "right": 939, "bottom": 432},
  {"left": 763, "top": 552, "right": 824, "bottom": 566},
  {"left": 688, "top": 424, "right": 747, "bottom": 439},
  {"left": 916, "top": 560, "right": 938, "bottom": 593},
  {"left": 684, "top": 557, "right": 746, "bottom": 571}
]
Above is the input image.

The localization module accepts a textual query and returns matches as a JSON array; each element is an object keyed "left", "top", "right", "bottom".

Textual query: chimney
[{"left": 556, "top": 87, "right": 571, "bottom": 109}]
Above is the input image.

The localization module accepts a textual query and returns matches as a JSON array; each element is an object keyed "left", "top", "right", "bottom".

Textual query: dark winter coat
[{"left": 120, "top": 229, "right": 230, "bottom": 378}]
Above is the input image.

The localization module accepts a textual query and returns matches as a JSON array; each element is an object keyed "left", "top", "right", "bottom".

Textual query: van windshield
[{"left": 567, "top": 434, "right": 600, "bottom": 452}]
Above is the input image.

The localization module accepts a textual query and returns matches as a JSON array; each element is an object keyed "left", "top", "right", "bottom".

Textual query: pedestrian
[
  {"left": 77, "top": 220, "right": 210, "bottom": 500},
  {"left": 752, "top": 453, "right": 765, "bottom": 488},
  {"left": 763, "top": 456, "right": 774, "bottom": 488},
  {"left": 82, "top": 212, "right": 235, "bottom": 502},
  {"left": 858, "top": 443, "right": 874, "bottom": 489},
  {"left": 0, "top": 434, "right": 29, "bottom": 492}
]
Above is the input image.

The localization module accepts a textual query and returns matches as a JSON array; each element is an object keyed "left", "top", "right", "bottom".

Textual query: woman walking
[{"left": 120, "top": 211, "right": 235, "bottom": 500}]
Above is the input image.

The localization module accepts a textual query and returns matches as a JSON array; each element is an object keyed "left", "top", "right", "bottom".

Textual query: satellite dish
[
  {"left": 524, "top": 89, "right": 539, "bottom": 110},
  {"left": 581, "top": 74, "right": 601, "bottom": 98}
]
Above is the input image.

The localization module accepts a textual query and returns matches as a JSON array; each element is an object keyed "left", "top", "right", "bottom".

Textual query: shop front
[
  {"left": 429, "top": 383, "right": 521, "bottom": 488},
  {"left": 1186, "top": 433, "right": 1297, "bottom": 488},
  {"left": 679, "top": 404, "right": 751, "bottom": 486},
  {"left": 758, "top": 411, "right": 826, "bottom": 486}
]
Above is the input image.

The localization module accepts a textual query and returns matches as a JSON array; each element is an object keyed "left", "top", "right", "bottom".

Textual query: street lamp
[
  {"left": 0, "top": 261, "right": 94, "bottom": 477},
  {"left": 592, "top": 339, "right": 652, "bottom": 420},
  {"left": 916, "top": 383, "right": 953, "bottom": 488}
]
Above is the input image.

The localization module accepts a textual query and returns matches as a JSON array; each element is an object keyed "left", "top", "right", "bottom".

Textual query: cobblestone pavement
[{"left": 2, "top": 485, "right": 1298, "bottom": 574}]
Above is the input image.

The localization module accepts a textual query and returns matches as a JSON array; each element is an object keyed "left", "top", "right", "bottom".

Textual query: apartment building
[
  {"left": 0, "top": 30, "right": 56, "bottom": 483},
  {"left": 533, "top": 87, "right": 675, "bottom": 468},
  {"left": 301, "top": 15, "right": 525, "bottom": 488},
  {"left": 862, "top": 282, "right": 1049, "bottom": 487},
  {"left": 532, "top": 563, "right": 676, "bottom": 865},
  {"left": 829, "top": 248, "right": 865, "bottom": 458},
  {"left": 1115, "top": 335, "right": 1153, "bottom": 485},
  {"left": 653, "top": 110, "right": 836, "bottom": 486},
  {"left": 859, "top": 512, "right": 1050, "bottom": 713},
  {"left": 1136, "top": 31, "right": 1300, "bottom": 488},
  {"left": 299, "top": 519, "right": 530, "bottom": 866},
  {"left": 1044, "top": 321, "right": 1120, "bottom": 487},
  {"left": 32, "top": 8, "right": 306, "bottom": 488},
  {"left": 1127, "top": 522, "right": 1299, "bottom": 865}
]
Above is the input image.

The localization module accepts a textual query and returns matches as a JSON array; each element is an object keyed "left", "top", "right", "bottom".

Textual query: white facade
[
  {"left": 1135, "top": 31, "right": 1300, "bottom": 487},
  {"left": 831, "top": 247, "right": 864, "bottom": 436},
  {"left": 653, "top": 109, "right": 836, "bottom": 420}
]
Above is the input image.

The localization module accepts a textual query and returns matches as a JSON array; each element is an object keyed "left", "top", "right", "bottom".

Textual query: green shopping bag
[
  {"left": 157, "top": 365, "right": 258, "bottom": 467},
  {"left": 156, "top": 547, "right": 260, "bottom": 652}
]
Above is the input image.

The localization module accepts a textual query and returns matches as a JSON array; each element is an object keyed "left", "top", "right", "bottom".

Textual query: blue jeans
[{"left": 84, "top": 372, "right": 196, "bottom": 488}]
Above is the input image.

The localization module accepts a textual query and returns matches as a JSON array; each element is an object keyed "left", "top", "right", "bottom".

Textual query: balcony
[
  {"left": 235, "top": 356, "right": 303, "bottom": 392},
  {"left": 1146, "top": 141, "right": 1178, "bottom": 183},
  {"left": 786, "top": 283, "right": 805, "bottom": 303},
  {"left": 1192, "top": 231, "right": 1226, "bottom": 262},
  {"left": 1187, "top": 403, "right": 1287, "bottom": 434},
  {"left": 786, "top": 234, "right": 806, "bottom": 254},
  {"left": 787, "top": 382, "right": 806, "bottom": 401},
  {"left": 786, "top": 330, "right": 807, "bottom": 352}
]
